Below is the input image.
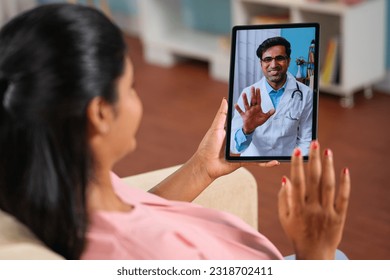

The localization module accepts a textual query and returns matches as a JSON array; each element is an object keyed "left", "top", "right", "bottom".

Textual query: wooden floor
[{"left": 113, "top": 35, "right": 390, "bottom": 260}]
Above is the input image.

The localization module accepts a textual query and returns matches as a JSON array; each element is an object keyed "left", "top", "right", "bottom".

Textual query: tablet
[{"left": 225, "top": 23, "right": 319, "bottom": 162}]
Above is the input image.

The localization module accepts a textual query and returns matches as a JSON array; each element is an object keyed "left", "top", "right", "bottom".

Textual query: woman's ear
[{"left": 86, "top": 96, "right": 114, "bottom": 134}]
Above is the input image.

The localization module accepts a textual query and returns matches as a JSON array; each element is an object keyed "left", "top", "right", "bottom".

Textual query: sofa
[{"left": 0, "top": 165, "right": 258, "bottom": 259}]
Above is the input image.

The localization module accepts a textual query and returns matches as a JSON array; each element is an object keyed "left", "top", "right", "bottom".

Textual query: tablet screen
[{"left": 225, "top": 23, "right": 319, "bottom": 161}]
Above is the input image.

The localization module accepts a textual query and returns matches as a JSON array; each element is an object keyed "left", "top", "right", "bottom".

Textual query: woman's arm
[{"left": 149, "top": 99, "right": 279, "bottom": 201}]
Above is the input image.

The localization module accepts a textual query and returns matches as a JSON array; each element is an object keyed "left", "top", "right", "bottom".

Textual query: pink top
[{"left": 81, "top": 173, "right": 283, "bottom": 260}]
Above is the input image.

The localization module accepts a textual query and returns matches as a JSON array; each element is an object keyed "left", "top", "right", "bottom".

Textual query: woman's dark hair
[
  {"left": 256, "top": 36, "right": 291, "bottom": 59},
  {"left": 0, "top": 4, "right": 126, "bottom": 259}
]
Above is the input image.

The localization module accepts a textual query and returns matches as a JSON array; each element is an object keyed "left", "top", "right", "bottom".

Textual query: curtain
[{"left": 233, "top": 29, "right": 281, "bottom": 103}]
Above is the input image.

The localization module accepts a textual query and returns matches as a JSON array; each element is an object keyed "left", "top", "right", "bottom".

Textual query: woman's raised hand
[{"left": 278, "top": 141, "right": 351, "bottom": 259}]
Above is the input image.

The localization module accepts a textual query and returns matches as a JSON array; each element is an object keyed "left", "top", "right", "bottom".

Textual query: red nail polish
[
  {"left": 311, "top": 140, "right": 318, "bottom": 150},
  {"left": 343, "top": 167, "right": 349, "bottom": 175},
  {"left": 282, "top": 177, "right": 287, "bottom": 185},
  {"left": 324, "top": 149, "right": 332, "bottom": 156},
  {"left": 294, "top": 148, "right": 301, "bottom": 157}
]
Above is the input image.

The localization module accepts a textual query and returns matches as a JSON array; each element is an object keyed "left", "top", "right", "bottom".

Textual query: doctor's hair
[
  {"left": 0, "top": 4, "right": 126, "bottom": 259},
  {"left": 256, "top": 36, "right": 291, "bottom": 59}
]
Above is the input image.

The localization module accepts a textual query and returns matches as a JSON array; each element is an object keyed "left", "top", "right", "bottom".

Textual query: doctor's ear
[{"left": 86, "top": 96, "right": 115, "bottom": 134}]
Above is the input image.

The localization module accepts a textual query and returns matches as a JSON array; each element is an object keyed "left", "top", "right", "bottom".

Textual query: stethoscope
[
  {"left": 291, "top": 82, "right": 303, "bottom": 101},
  {"left": 289, "top": 82, "right": 303, "bottom": 120}
]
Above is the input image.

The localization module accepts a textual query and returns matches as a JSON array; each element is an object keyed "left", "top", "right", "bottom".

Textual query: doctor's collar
[{"left": 265, "top": 80, "right": 287, "bottom": 95}]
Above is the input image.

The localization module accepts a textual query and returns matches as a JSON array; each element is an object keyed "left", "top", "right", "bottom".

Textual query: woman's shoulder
[{"left": 110, "top": 172, "right": 168, "bottom": 206}]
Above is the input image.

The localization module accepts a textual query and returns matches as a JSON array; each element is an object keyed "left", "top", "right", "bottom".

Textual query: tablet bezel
[{"left": 225, "top": 23, "right": 320, "bottom": 162}]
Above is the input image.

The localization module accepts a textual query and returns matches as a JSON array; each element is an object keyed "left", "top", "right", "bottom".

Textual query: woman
[{"left": 0, "top": 4, "right": 350, "bottom": 260}]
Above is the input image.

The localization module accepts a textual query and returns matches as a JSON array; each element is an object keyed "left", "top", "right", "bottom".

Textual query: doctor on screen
[{"left": 231, "top": 36, "right": 313, "bottom": 157}]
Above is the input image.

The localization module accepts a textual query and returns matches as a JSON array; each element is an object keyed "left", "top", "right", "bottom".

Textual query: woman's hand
[
  {"left": 194, "top": 98, "right": 279, "bottom": 181},
  {"left": 278, "top": 141, "right": 351, "bottom": 259},
  {"left": 149, "top": 99, "right": 279, "bottom": 202}
]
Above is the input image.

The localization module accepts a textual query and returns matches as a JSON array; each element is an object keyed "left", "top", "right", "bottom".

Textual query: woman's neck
[{"left": 87, "top": 169, "right": 133, "bottom": 212}]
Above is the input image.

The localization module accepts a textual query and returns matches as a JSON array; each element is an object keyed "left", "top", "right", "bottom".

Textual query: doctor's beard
[{"left": 265, "top": 67, "right": 286, "bottom": 85}]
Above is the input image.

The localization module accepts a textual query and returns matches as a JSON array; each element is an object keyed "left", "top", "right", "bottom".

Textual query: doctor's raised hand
[
  {"left": 234, "top": 86, "right": 275, "bottom": 134},
  {"left": 278, "top": 141, "right": 351, "bottom": 259}
]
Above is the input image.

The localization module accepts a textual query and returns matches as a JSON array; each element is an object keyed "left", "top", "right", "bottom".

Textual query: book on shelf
[
  {"left": 320, "top": 37, "right": 340, "bottom": 85},
  {"left": 250, "top": 14, "right": 290, "bottom": 25}
]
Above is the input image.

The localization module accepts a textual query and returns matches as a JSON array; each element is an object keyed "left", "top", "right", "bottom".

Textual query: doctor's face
[{"left": 260, "top": 45, "right": 290, "bottom": 89}]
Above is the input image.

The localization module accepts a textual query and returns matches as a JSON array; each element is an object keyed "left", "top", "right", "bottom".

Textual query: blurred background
[{"left": 1, "top": 0, "right": 389, "bottom": 260}]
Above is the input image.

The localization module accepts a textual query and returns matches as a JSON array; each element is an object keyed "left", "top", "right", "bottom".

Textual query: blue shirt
[
  {"left": 266, "top": 81, "right": 286, "bottom": 109},
  {"left": 234, "top": 81, "right": 287, "bottom": 152}
]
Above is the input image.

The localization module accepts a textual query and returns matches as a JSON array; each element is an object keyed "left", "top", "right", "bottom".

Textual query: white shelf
[
  {"left": 157, "top": 28, "right": 221, "bottom": 61},
  {"left": 137, "top": 0, "right": 386, "bottom": 106},
  {"left": 233, "top": 0, "right": 387, "bottom": 107},
  {"left": 237, "top": 0, "right": 349, "bottom": 15},
  {"left": 138, "top": 0, "right": 230, "bottom": 81}
]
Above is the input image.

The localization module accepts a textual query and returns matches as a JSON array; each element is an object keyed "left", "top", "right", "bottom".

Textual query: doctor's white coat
[{"left": 230, "top": 72, "right": 313, "bottom": 157}]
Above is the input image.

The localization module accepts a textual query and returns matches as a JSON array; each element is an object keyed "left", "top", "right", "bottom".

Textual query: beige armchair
[{"left": 0, "top": 166, "right": 258, "bottom": 259}]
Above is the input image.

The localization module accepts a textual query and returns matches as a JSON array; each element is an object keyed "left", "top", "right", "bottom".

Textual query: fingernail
[
  {"left": 324, "top": 149, "right": 332, "bottom": 157},
  {"left": 311, "top": 140, "right": 319, "bottom": 150},
  {"left": 282, "top": 177, "right": 287, "bottom": 185},
  {"left": 294, "top": 148, "right": 301, "bottom": 157},
  {"left": 343, "top": 167, "right": 349, "bottom": 175}
]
